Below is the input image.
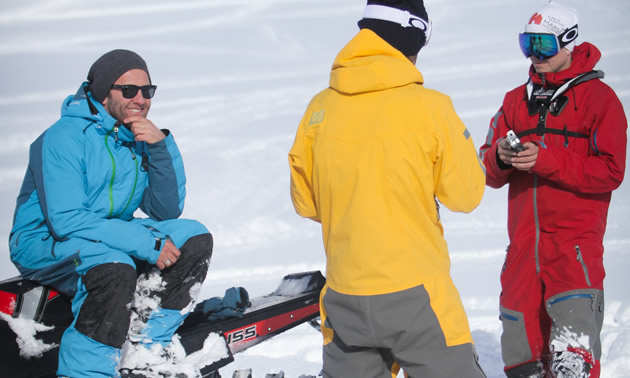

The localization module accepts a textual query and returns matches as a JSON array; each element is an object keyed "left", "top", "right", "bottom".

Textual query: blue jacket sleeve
[{"left": 140, "top": 131, "right": 186, "bottom": 220}]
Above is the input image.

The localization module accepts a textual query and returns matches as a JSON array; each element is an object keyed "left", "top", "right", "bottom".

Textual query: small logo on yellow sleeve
[{"left": 309, "top": 110, "right": 325, "bottom": 125}]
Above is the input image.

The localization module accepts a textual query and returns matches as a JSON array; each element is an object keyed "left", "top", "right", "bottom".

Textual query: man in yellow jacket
[{"left": 289, "top": 1, "right": 486, "bottom": 377}]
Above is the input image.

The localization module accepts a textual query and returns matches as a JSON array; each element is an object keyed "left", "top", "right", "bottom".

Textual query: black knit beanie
[
  {"left": 358, "top": 0, "right": 429, "bottom": 56},
  {"left": 87, "top": 49, "right": 151, "bottom": 103}
]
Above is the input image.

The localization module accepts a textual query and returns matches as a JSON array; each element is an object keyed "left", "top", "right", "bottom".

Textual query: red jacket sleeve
[
  {"left": 530, "top": 84, "right": 627, "bottom": 194},
  {"left": 479, "top": 105, "right": 514, "bottom": 189}
]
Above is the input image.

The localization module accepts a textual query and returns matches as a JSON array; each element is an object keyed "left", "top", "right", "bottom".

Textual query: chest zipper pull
[{"left": 113, "top": 121, "right": 123, "bottom": 143}]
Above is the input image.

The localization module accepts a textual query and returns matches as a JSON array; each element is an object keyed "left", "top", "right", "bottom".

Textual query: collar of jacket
[
  {"left": 329, "top": 29, "right": 424, "bottom": 95},
  {"left": 61, "top": 82, "right": 136, "bottom": 142},
  {"left": 529, "top": 42, "right": 601, "bottom": 88}
]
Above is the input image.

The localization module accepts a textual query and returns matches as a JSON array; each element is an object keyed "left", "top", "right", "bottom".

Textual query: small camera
[{"left": 506, "top": 130, "right": 526, "bottom": 152}]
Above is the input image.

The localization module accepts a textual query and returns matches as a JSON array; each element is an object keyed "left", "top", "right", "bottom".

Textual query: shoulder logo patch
[{"left": 309, "top": 110, "right": 325, "bottom": 125}]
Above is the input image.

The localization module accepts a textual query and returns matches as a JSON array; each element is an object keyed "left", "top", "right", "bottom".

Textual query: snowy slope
[{"left": 0, "top": 0, "right": 629, "bottom": 377}]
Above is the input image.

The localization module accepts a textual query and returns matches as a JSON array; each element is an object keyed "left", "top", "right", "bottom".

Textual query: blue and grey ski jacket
[{"left": 10, "top": 83, "right": 186, "bottom": 268}]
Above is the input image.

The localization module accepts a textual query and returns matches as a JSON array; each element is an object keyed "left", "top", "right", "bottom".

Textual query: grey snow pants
[{"left": 321, "top": 284, "right": 486, "bottom": 378}]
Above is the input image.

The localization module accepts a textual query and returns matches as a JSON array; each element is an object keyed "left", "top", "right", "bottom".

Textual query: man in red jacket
[{"left": 479, "top": 2, "right": 627, "bottom": 377}]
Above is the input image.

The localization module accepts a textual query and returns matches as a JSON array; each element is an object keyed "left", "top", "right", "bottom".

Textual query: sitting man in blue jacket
[{"left": 9, "top": 49, "right": 213, "bottom": 377}]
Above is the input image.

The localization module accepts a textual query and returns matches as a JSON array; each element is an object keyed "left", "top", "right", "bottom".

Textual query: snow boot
[{"left": 552, "top": 349, "right": 592, "bottom": 378}]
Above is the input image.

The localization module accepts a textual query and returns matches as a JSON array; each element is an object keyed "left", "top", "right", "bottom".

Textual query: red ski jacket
[{"left": 479, "top": 42, "right": 627, "bottom": 287}]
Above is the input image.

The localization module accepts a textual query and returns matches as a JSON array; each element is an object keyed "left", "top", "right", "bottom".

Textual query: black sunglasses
[{"left": 110, "top": 84, "right": 157, "bottom": 99}]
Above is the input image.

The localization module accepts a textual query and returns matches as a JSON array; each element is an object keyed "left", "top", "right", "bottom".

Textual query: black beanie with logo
[
  {"left": 358, "top": 0, "right": 429, "bottom": 57},
  {"left": 87, "top": 49, "right": 151, "bottom": 103}
]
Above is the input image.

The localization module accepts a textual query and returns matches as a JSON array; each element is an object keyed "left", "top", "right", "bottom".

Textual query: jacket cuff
[
  {"left": 136, "top": 228, "right": 166, "bottom": 264},
  {"left": 529, "top": 144, "right": 554, "bottom": 177}
]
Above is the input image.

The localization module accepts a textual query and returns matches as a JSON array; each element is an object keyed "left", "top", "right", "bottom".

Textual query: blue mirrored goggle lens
[{"left": 518, "top": 33, "right": 560, "bottom": 60}]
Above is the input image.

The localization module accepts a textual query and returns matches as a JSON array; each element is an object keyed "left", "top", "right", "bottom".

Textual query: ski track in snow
[{"left": 1, "top": 0, "right": 630, "bottom": 377}]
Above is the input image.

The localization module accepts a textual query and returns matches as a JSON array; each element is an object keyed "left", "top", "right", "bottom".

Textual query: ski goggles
[
  {"left": 518, "top": 25, "right": 578, "bottom": 60},
  {"left": 110, "top": 84, "right": 157, "bottom": 99},
  {"left": 363, "top": 4, "right": 432, "bottom": 47}
]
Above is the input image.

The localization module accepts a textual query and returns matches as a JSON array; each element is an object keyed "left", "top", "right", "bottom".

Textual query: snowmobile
[{"left": 0, "top": 270, "right": 325, "bottom": 377}]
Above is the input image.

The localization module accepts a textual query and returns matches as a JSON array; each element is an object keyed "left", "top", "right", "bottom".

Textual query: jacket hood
[
  {"left": 61, "top": 82, "right": 135, "bottom": 142},
  {"left": 530, "top": 42, "right": 601, "bottom": 87},
  {"left": 329, "top": 29, "right": 424, "bottom": 95}
]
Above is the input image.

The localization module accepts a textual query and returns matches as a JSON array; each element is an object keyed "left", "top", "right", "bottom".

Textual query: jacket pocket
[
  {"left": 499, "top": 306, "right": 533, "bottom": 367},
  {"left": 575, "top": 245, "right": 592, "bottom": 287},
  {"left": 10, "top": 231, "right": 22, "bottom": 249}
]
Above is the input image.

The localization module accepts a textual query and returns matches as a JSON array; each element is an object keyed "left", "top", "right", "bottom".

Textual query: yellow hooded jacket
[{"left": 289, "top": 29, "right": 485, "bottom": 298}]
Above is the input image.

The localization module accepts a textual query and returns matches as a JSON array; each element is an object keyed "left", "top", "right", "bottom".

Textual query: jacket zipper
[
  {"left": 499, "top": 311, "right": 519, "bottom": 322},
  {"left": 104, "top": 127, "right": 140, "bottom": 218},
  {"left": 13, "top": 219, "right": 48, "bottom": 248},
  {"left": 532, "top": 99, "right": 549, "bottom": 275},
  {"left": 575, "top": 245, "right": 592, "bottom": 287},
  {"left": 548, "top": 292, "right": 595, "bottom": 309},
  {"left": 533, "top": 175, "right": 541, "bottom": 274}
]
